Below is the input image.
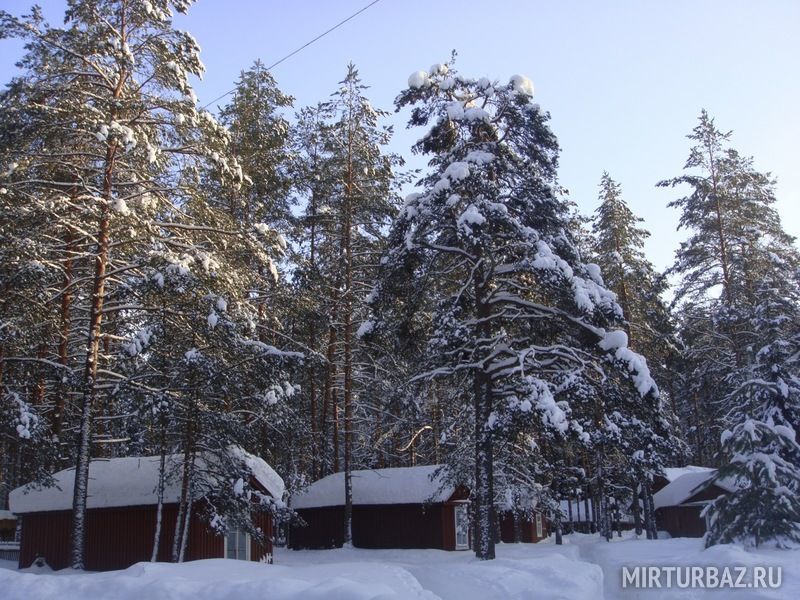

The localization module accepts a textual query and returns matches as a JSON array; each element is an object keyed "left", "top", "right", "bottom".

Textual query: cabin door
[{"left": 454, "top": 503, "right": 469, "bottom": 550}]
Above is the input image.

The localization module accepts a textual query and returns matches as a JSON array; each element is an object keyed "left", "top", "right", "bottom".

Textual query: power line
[{"left": 202, "top": 0, "right": 383, "bottom": 109}]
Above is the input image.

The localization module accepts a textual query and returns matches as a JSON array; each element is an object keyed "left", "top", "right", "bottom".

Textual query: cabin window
[
  {"left": 225, "top": 526, "right": 250, "bottom": 561},
  {"left": 535, "top": 513, "right": 543, "bottom": 538},
  {"left": 454, "top": 504, "right": 469, "bottom": 550}
]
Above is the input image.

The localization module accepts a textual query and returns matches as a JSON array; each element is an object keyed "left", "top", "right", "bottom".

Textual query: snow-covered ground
[{"left": 0, "top": 534, "right": 796, "bottom": 599}]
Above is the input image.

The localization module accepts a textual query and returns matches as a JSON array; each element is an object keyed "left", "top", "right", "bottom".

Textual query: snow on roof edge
[
  {"left": 9, "top": 449, "right": 284, "bottom": 514},
  {"left": 291, "top": 465, "right": 457, "bottom": 509},
  {"left": 653, "top": 469, "right": 737, "bottom": 509}
]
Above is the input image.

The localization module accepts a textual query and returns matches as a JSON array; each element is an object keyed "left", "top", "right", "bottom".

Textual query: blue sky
[{"left": 1, "top": 0, "right": 798, "bottom": 273}]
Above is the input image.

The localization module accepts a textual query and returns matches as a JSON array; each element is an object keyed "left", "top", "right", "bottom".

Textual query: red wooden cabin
[
  {"left": 499, "top": 509, "right": 548, "bottom": 543},
  {"left": 9, "top": 452, "right": 284, "bottom": 570},
  {"left": 289, "top": 465, "right": 472, "bottom": 551},
  {"left": 653, "top": 469, "right": 735, "bottom": 538}
]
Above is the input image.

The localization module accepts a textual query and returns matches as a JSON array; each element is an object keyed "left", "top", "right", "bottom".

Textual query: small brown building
[
  {"left": 499, "top": 509, "right": 548, "bottom": 543},
  {"left": 654, "top": 469, "right": 735, "bottom": 538},
  {"left": 289, "top": 465, "right": 471, "bottom": 551},
  {"left": 9, "top": 452, "right": 284, "bottom": 570}
]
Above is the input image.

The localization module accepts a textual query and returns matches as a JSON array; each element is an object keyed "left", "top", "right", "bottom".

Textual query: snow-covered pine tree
[
  {"left": 662, "top": 110, "right": 800, "bottom": 546},
  {"left": 591, "top": 173, "right": 649, "bottom": 332},
  {"left": 290, "top": 65, "right": 399, "bottom": 545},
  {"left": 324, "top": 64, "right": 397, "bottom": 546},
  {"left": 590, "top": 172, "right": 682, "bottom": 533},
  {"left": 373, "top": 62, "right": 657, "bottom": 559},
  {"left": 290, "top": 102, "right": 338, "bottom": 478},
  {"left": 0, "top": 0, "right": 265, "bottom": 568},
  {"left": 217, "top": 60, "right": 294, "bottom": 229},
  {"left": 662, "top": 110, "right": 798, "bottom": 464}
]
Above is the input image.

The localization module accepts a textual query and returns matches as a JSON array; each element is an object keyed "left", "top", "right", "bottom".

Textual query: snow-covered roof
[
  {"left": 9, "top": 450, "right": 283, "bottom": 514},
  {"left": 662, "top": 465, "right": 714, "bottom": 483},
  {"left": 0, "top": 509, "right": 16, "bottom": 521},
  {"left": 228, "top": 446, "right": 285, "bottom": 501},
  {"left": 653, "top": 469, "right": 736, "bottom": 509},
  {"left": 291, "top": 465, "right": 458, "bottom": 509}
]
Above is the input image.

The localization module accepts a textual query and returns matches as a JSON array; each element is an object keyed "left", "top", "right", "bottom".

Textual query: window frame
[
  {"left": 223, "top": 526, "right": 251, "bottom": 561},
  {"left": 453, "top": 502, "right": 470, "bottom": 550}
]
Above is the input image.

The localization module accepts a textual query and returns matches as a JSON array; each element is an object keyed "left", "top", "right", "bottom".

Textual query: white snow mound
[
  {"left": 408, "top": 71, "right": 430, "bottom": 89},
  {"left": 510, "top": 74, "right": 535, "bottom": 96}
]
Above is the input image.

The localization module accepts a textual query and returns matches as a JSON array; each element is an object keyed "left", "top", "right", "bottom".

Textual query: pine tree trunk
[
  {"left": 308, "top": 191, "right": 319, "bottom": 480},
  {"left": 554, "top": 513, "right": 563, "bottom": 545},
  {"left": 70, "top": 142, "right": 117, "bottom": 570},
  {"left": 70, "top": 36, "right": 127, "bottom": 564},
  {"left": 706, "top": 144, "right": 732, "bottom": 297},
  {"left": 642, "top": 481, "right": 653, "bottom": 540},
  {"left": 321, "top": 297, "right": 339, "bottom": 475},
  {"left": 178, "top": 495, "right": 193, "bottom": 563},
  {"left": 342, "top": 135, "right": 355, "bottom": 548},
  {"left": 645, "top": 483, "right": 657, "bottom": 539},
  {"left": 173, "top": 400, "right": 196, "bottom": 562},
  {"left": 151, "top": 419, "right": 167, "bottom": 562},
  {"left": 473, "top": 273, "right": 495, "bottom": 560},
  {"left": 584, "top": 492, "right": 593, "bottom": 534},
  {"left": 632, "top": 482, "right": 643, "bottom": 537},
  {"left": 308, "top": 321, "right": 317, "bottom": 479},
  {"left": 54, "top": 229, "right": 75, "bottom": 443},
  {"left": 567, "top": 498, "right": 574, "bottom": 534}
]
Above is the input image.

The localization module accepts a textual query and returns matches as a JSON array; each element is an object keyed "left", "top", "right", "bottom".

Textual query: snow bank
[
  {"left": 582, "top": 534, "right": 799, "bottom": 600},
  {"left": 0, "top": 545, "right": 606, "bottom": 600},
  {"left": 9, "top": 449, "right": 283, "bottom": 514},
  {"left": 291, "top": 465, "right": 456, "bottom": 509},
  {"left": 2, "top": 537, "right": 793, "bottom": 600}
]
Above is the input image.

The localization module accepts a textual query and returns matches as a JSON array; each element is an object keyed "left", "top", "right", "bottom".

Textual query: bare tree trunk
[
  {"left": 178, "top": 494, "right": 193, "bottom": 563},
  {"left": 342, "top": 102, "right": 356, "bottom": 547},
  {"left": 554, "top": 513, "right": 563, "bottom": 545},
  {"left": 645, "top": 483, "right": 658, "bottom": 539},
  {"left": 53, "top": 230, "right": 75, "bottom": 443},
  {"left": 321, "top": 299, "right": 338, "bottom": 475},
  {"left": 308, "top": 191, "right": 319, "bottom": 480},
  {"left": 173, "top": 398, "right": 196, "bottom": 562},
  {"left": 70, "top": 20, "right": 129, "bottom": 563},
  {"left": 632, "top": 481, "right": 643, "bottom": 537},
  {"left": 567, "top": 498, "right": 574, "bottom": 534},
  {"left": 70, "top": 144, "right": 117, "bottom": 570},
  {"left": 641, "top": 479, "right": 654, "bottom": 540},
  {"left": 473, "top": 271, "right": 495, "bottom": 560},
  {"left": 584, "top": 490, "right": 593, "bottom": 534},
  {"left": 151, "top": 418, "right": 167, "bottom": 562}
]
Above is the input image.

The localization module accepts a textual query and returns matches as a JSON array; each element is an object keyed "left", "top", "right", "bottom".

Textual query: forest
[{"left": 0, "top": 0, "right": 798, "bottom": 570}]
